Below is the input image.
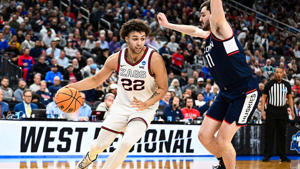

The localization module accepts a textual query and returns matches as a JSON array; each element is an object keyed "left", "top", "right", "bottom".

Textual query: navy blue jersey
[{"left": 203, "top": 31, "right": 252, "bottom": 91}]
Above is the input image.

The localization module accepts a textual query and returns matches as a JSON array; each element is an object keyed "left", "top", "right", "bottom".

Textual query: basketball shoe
[
  {"left": 76, "top": 152, "right": 98, "bottom": 169},
  {"left": 212, "top": 157, "right": 226, "bottom": 169}
]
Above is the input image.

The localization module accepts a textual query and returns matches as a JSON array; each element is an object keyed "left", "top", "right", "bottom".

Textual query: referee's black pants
[{"left": 264, "top": 106, "right": 288, "bottom": 158}]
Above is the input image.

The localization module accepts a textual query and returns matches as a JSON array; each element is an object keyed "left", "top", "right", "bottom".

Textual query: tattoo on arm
[{"left": 150, "top": 91, "right": 160, "bottom": 99}]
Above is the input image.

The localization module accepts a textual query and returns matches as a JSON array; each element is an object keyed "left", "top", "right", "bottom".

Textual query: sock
[
  {"left": 102, "top": 120, "right": 147, "bottom": 169},
  {"left": 217, "top": 157, "right": 225, "bottom": 166}
]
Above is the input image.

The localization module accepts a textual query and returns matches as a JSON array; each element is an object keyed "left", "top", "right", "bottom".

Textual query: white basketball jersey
[{"left": 114, "top": 47, "right": 158, "bottom": 110}]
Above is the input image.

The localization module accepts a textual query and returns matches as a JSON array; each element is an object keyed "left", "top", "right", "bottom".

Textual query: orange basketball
[{"left": 55, "top": 87, "right": 83, "bottom": 113}]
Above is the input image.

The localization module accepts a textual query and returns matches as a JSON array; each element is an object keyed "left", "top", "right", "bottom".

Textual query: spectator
[
  {"left": 46, "top": 40, "right": 61, "bottom": 59},
  {"left": 14, "top": 89, "right": 38, "bottom": 118},
  {"left": 32, "top": 55, "right": 50, "bottom": 79},
  {"left": 48, "top": 76, "right": 62, "bottom": 97},
  {"left": 83, "top": 63, "right": 99, "bottom": 78},
  {"left": 163, "top": 96, "right": 184, "bottom": 122},
  {"left": 0, "top": 77, "right": 15, "bottom": 102},
  {"left": 167, "top": 35, "right": 179, "bottom": 53},
  {"left": 45, "top": 65, "right": 63, "bottom": 84},
  {"left": 179, "top": 69, "right": 188, "bottom": 88},
  {"left": 42, "top": 29, "right": 54, "bottom": 48},
  {"left": 56, "top": 50, "right": 69, "bottom": 68},
  {"left": 46, "top": 98, "right": 65, "bottom": 119},
  {"left": 18, "top": 48, "right": 35, "bottom": 81},
  {"left": 203, "top": 83, "right": 214, "bottom": 102},
  {"left": 0, "top": 90, "right": 9, "bottom": 118},
  {"left": 8, "top": 34, "right": 21, "bottom": 51},
  {"left": 65, "top": 92, "right": 92, "bottom": 121},
  {"left": 168, "top": 79, "right": 182, "bottom": 98},
  {"left": 36, "top": 80, "right": 51, "bottom": 106},
  {"left": 195, "top": 93, "right": 206, "bottom": 108},
  {"left": 108, "top": 83, "right": 118, "bottom": 97},
  {"left": 159, "top": 91, "right": 172, "bottom": 110},
  {"left": 29, "top": 40, "right": 43, "bottom": 60},
  {"left": 292, "top": 79, "right": 300, "bottom": 98},
  {"left": 96, "top": 93, "right": 115, "bottom": 120},
  {"left": 64, "top": 64, "right": 83, "bottom": 83},
  {"left": 181, "top": 97, "right": 201, "bottom": 120},
  {"left": 99, "top": 34, "right": 109, "bottom": 50},
  {"left": 14, "top": 79, "right": 27, "bottom": 102},
  {"left": 170, "top": 48, "right": 184, "bottom": 74},
  {"left": 84, "top": 35, "right": 96, "bottom": 51},
  {"left": 31, "top": 93, "right": 46, "bottom": 109},
  {"left": 146, "top": 33, "right": 159, "bottom": 50},
  {"left": 195, "top": 77, "right": 205, "bottom": 95},
  {"left": 64, "top": 40, "right": 78, "bottom": 58},
  {"left": 5, "top": 41, "right": 21, "bottom": 65},
  {"left": 29, "top": 73, "right": 42, "bottom": 92},
  {"left": 21, "top": 34, "right": 35, "bottom": 50},
  {"left": 108, "top": 35, "right": 121, "bottom": 54},
  {"left": 183, "top": 77, "right": 197, "bottom": 94},
  {"left": 0, "top": 32, "right": 9, "bottom": 51}
]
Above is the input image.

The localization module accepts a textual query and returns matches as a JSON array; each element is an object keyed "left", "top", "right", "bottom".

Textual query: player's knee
[
  {"left": 198, "top": 129, "right": 211, "bottom": 145},
  {"left": 216, "top": 135, "right": 229, "bottom": 148},
  {"left": 119, "top": 139, "right": 135, "bottom": 150}
]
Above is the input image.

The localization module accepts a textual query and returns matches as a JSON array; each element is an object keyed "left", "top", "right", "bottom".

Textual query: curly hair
[{"left": 119, "top": 19, "right": 151, "bottom": 40}]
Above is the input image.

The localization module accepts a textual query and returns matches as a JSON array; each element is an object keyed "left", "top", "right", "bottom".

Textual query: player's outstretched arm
[
  {"left": 157, "top": 12, "right": 210, "bottom": 38},
  {"left": 66, "top": 53, "right": 118, "bottom": 91},
  {"left": 210, "top": 0, "right": 232, "bottom": 39}
]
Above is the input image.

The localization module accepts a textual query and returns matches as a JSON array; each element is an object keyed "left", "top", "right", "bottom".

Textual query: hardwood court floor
[{"left": 0, "top": 156, "right": 299, "bottom": 169}]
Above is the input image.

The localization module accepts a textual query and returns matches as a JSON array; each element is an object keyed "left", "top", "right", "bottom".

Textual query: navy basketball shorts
[{"left": 206, "top": 78, "right": 260, "bottom": 126}]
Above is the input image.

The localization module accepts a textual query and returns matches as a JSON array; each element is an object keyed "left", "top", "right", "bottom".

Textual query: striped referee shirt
[{"left": 263, "top": 79, "right": 291, "bottom": 107}]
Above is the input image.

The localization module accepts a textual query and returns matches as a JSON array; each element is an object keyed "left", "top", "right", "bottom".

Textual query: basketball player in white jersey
[{"left": 65, "top": 19, "right": 168, "bottom": 169}]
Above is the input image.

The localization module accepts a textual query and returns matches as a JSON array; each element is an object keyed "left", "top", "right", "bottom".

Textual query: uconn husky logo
[
  {"left": 291, "top": 131, "right": 300, "bottom": 153},
  {"left": 204, "top": 41, "right": 215, "bottom": 68}
]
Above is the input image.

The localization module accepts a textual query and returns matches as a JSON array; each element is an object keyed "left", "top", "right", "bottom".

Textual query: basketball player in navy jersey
[
  {"left": 158, "top": 0, "right": 259, "bottom": 169},
  {"left": 66, "top": 19, "right": 168, "bottom": 169}
]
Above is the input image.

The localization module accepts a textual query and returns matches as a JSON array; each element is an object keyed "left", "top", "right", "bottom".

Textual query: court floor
[{"left": 0, "top": 156, "right": 299, "bottom": 169}]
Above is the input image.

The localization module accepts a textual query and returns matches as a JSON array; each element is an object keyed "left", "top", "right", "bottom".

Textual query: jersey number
[
  {"left": 205, "top": 53, "right": 215, "bottom": 68},
  {"left": 121, "top": 79, "right": 145, "bottom": 91}
]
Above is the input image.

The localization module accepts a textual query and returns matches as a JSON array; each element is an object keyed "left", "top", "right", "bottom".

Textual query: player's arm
[
  {"left": 157, "top": 12, "right": 210, "bottom": 38},
  {"left": 210, "top": 0, "right": 232, "bottom": 40},
  {"left": 66, "top": 53, "right": 118, "bottom": 91},
  {"left": 147, "top": 53, "right": 168, "bottom": 105}
]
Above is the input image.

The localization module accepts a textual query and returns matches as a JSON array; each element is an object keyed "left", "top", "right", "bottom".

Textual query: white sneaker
[{"left": 76, "top": 152, "right": 98, "bottom": 169}]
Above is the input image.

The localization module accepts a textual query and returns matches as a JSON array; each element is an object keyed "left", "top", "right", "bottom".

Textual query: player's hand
[
  {"left": 130, "top": 97, "right": 149, "bottom": 111},
  {"left": 157, "top": 13, "right": 169, "bottom": 28}
]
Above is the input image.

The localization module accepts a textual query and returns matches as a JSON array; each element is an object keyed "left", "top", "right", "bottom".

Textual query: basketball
[{"left": 55, "top": 87, "right": 83, "bottom": 113}]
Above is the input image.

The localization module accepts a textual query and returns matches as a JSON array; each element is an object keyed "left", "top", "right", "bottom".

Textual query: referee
[{"left": 261, "top": 67, "right": 295, "bottom": 162}]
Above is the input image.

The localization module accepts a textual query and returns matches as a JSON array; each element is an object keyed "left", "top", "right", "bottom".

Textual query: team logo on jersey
[
  {"left": 291, "top": 131, "right": 300, "bottom": 153},
  {"left": 142, "top": 61, "right": 146, "bottom": 66}
]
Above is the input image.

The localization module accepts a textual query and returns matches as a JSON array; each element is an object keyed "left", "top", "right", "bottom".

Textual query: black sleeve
[
  {"left": 263, "top": 80, "right": 272, "bottom": 95},
  {"left": 286, "top": 81, "right": 292, "bottom": 95}
]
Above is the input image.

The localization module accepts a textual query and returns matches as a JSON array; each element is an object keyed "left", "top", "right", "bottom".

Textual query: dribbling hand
[
  {"left": 130, "top": 97, "right": 149, "bottom": 111},
  {"left": 157, "top": 13, "right": 169, "bottom": 27}
]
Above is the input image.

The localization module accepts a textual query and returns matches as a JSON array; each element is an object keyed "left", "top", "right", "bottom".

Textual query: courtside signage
[{"left": 0, "top": 120, "right": 210, "bottom": 156}]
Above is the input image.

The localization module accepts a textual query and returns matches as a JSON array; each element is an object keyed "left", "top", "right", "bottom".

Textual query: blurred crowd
[{"left": 0, "top": 0, "right": 299, "bottom": 123}]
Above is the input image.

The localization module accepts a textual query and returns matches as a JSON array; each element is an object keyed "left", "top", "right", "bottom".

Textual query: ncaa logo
[
  {"left": 291, "top": 131, "right": 300, "bottom": 153},
  {"left": 142, "top": 61, "right": 146, "bottom": 66}
]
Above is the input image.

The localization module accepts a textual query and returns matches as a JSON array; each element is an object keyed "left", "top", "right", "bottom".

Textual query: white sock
[{"left": 102, "top": 120, "right": 147, "bottom": 169}]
